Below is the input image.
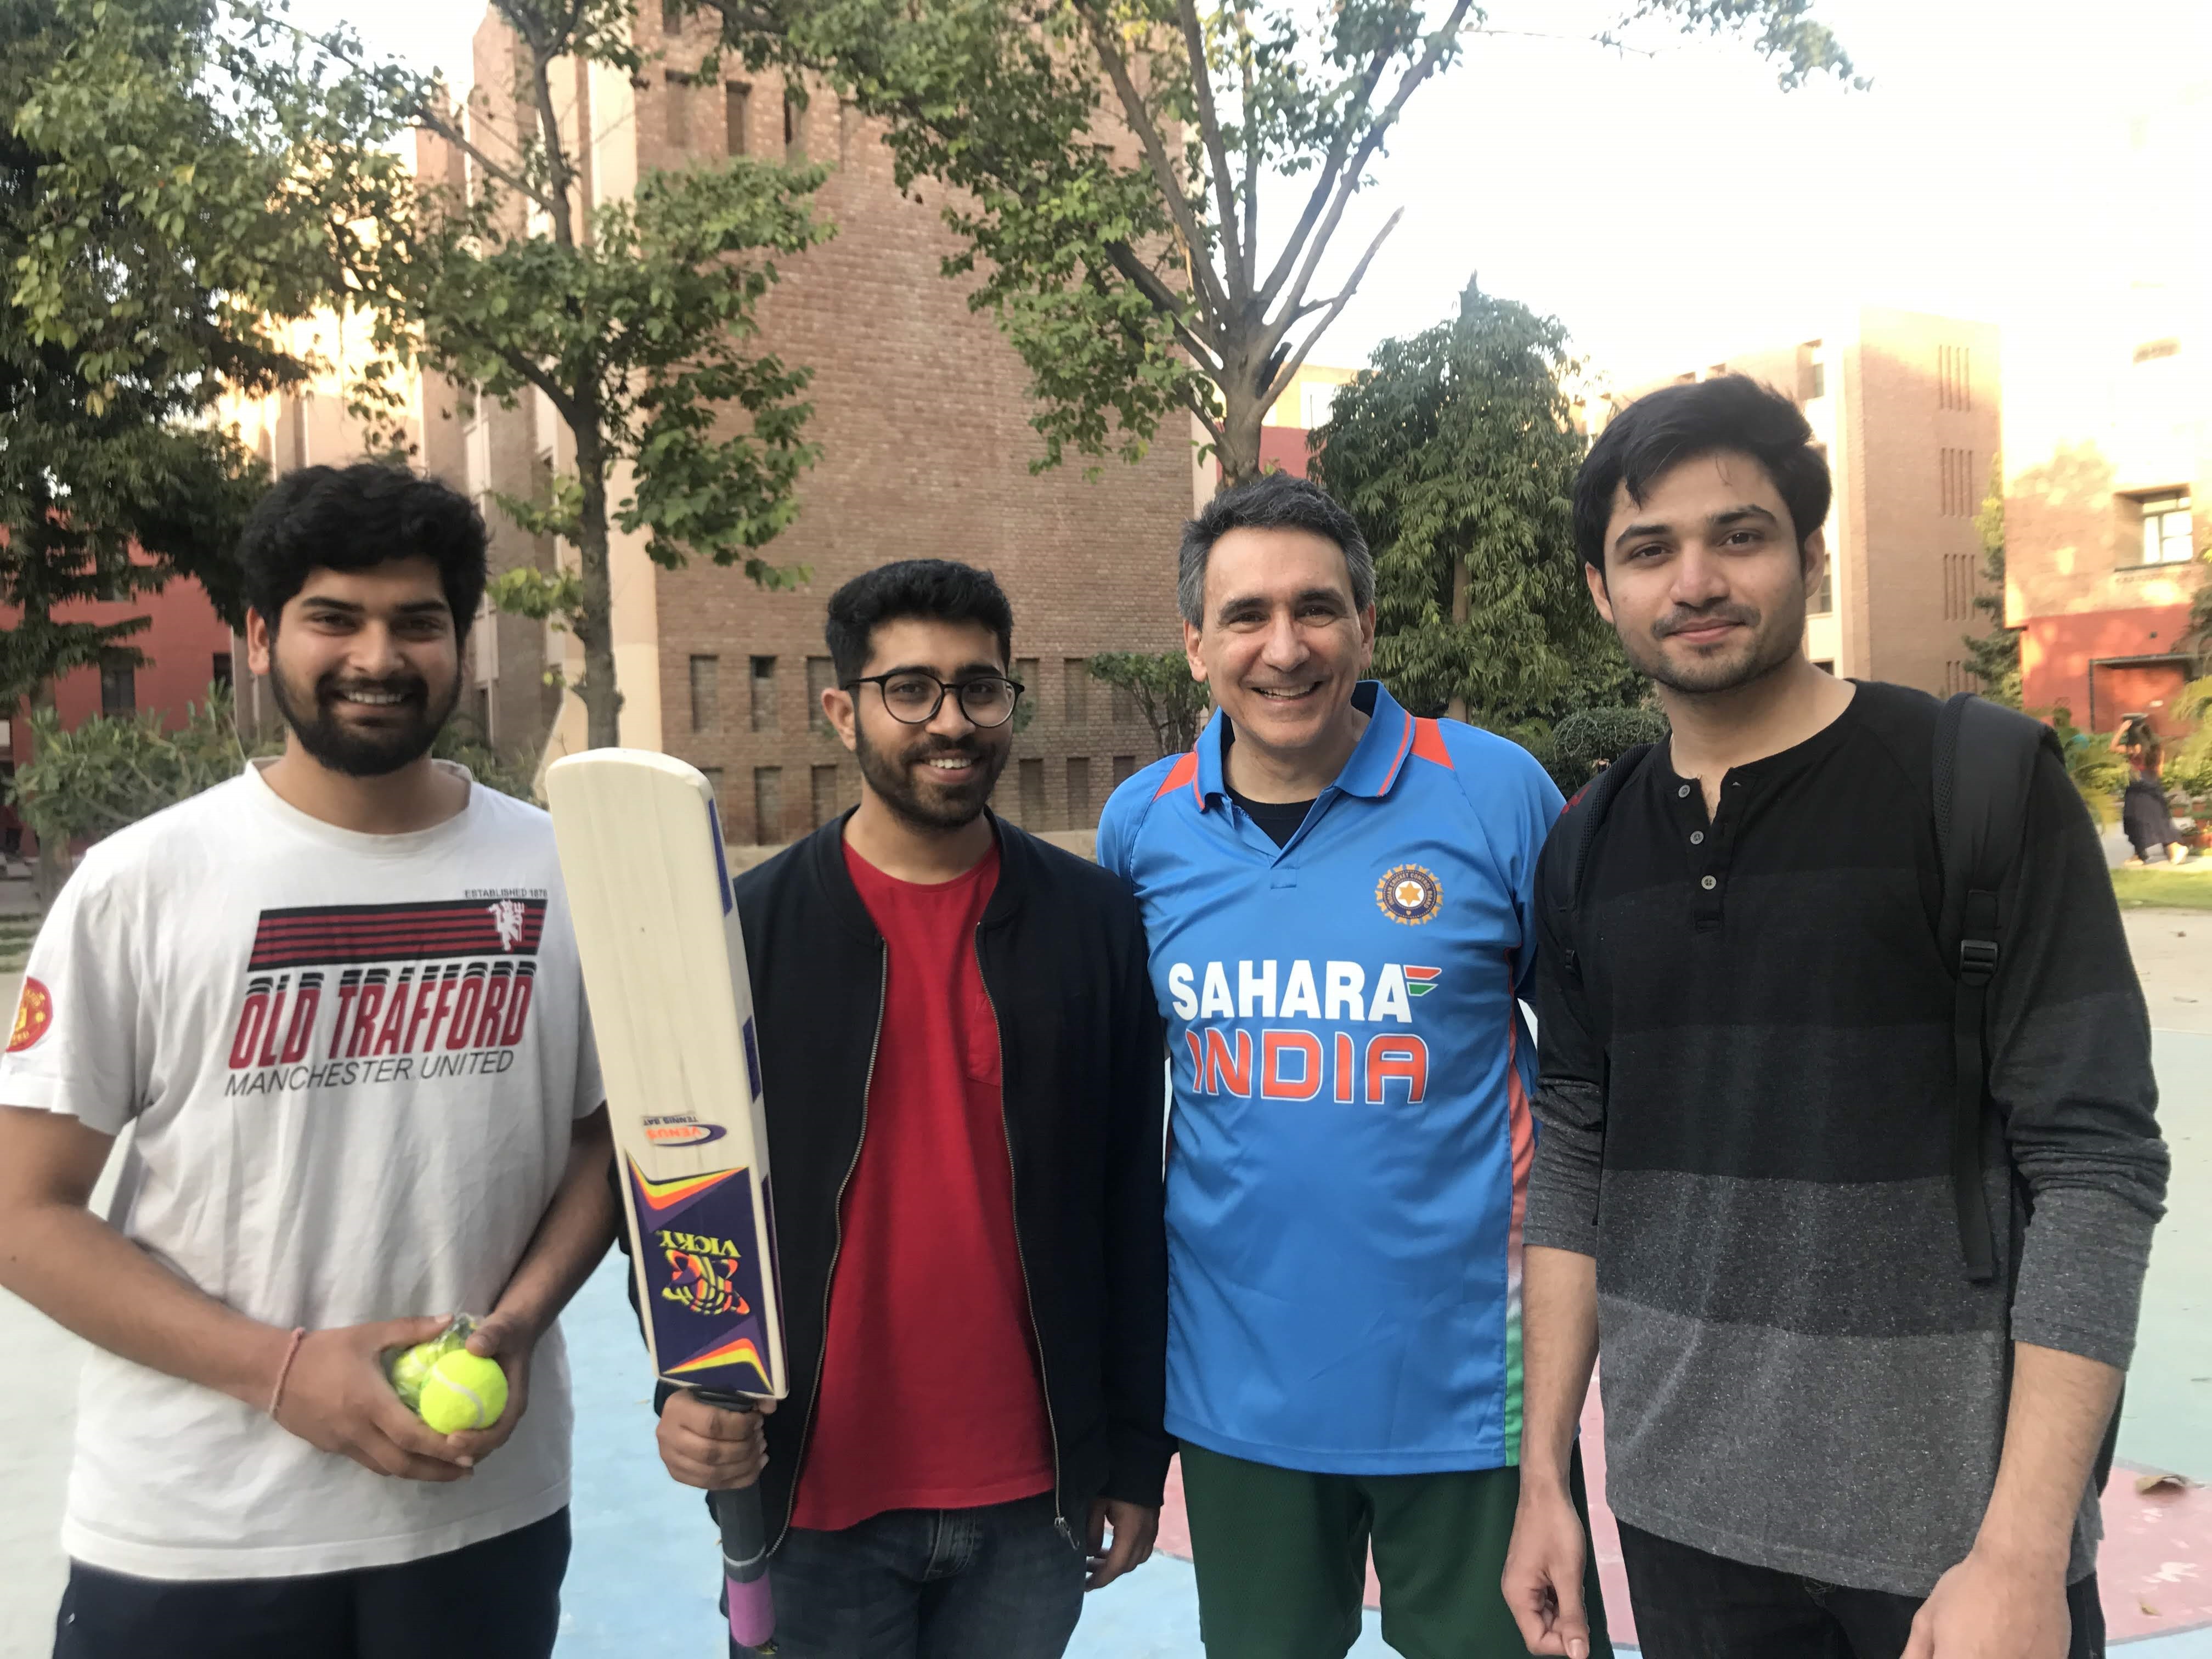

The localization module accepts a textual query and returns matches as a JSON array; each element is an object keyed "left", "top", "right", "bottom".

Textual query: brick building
[
  {"left": 2005, "top": 83, "right": 2207, "bottom": 735},
  {"left": 1608, "top": 308, "right": 2005, "bottom": 697},
  {"left": 433, "top": 8, "right": 1196, "bottom": 844}
]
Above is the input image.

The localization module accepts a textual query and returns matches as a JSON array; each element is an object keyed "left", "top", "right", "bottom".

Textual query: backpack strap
[
  {"left": 1932, "top": 692, "right": 2062, "bottom": 1283},
  {"left": 1550, "top": 743, "right": 1656, "bottom": 1003}
]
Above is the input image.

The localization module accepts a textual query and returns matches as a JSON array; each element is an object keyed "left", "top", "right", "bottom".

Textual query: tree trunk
[
  {"left": 27, "top": 680, "right": 65, "bottom": 909},
  {"left": 1214, "top": 375, "right": 1268, "bottom": 493},
  {"left": 1445, "top": 555, "right": 1470, "bottom": 725},
  {"left": 571, "top": 439, "right": 623, "bottom": 750}
]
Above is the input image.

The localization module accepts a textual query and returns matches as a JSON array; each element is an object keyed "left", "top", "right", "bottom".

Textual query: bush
[
  {"left": 1547, "top": 705, "right": 1671, "bottom": 797},
  {"left": 2045, "top": 706, "right": 2128, "bottom": 828}
]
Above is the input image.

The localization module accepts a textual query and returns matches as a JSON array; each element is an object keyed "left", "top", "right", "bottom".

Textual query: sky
[{"left": 284, "top": 0, "right": 2209, "bottom": 387}]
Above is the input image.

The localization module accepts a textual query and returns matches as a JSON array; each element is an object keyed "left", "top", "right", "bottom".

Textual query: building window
[
  {"left": 699, "top": 764, "right": 724, "bottom": 810},
  {"left": 1943, "top": 551, "right": 1977, "bottom": 622},
  {"left": 687, "top": 655, "right": 720, "bottom": 732},
  {"left": 2134, "top": 491, "right": 2193, "bottom": 566},
  {"left": 806, "top": 656, "right": 836, "bottom": 731},
  {"left": 753, "top": 767, "right": 783, "bottom": 843},
  {"left": 661, "top": 0, "right": 683, "bottom": 33},
  {"left": 1111, "top": 754, "right": 1137, "bottom": 787},
  {"left": 810, "top": 763, "right": 840, "bottom": 828},
  {"left": 99, "top": 651, "right": 136, "bottom": 717},
  {"left": 1110, "top": 683, "right": 1139, "bottom": 725},
  {"left": 1937, "top": 344, "right": 1972, "bottom": 411},
  {"left": 725, "top": 83, "right": 751, "bottom": 155},
  {"left": 1066, "top": 757, "right": 1092, "bottom": 826},
  {"left": 1064, "top": 658, "right": 1088, "bottom": 723},
  {"left": 212, "top": 653, "right": 233, "bottom": 691},
  {"left": 664, "top": 71, "right": 690, "bottom": 151},
  {"left": 1809, "top": 563, "right": 1833, "bottom": 617},
  {"left": 783, "top": 84, "right": 804, "bottom": 161},
  {"left": 1018, "top": 758, "right": 1047, "bottom": 827},
  {"left": 1939, "top": 448, "right": 1976, "bottom": 518},
  {"left": 1804, "top": 340, "right": 1826, "bottom": 400},
  {"left": 749, "top": 655, "right": 777, "bottom": 732}
]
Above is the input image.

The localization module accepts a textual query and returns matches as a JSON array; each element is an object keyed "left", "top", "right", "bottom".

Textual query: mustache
[
  {"left": 1653, "top": 603, "right": 1760, "bottom": 639},
  {"left": 904, "top": 739, "right": 986, "bottom": 760}
]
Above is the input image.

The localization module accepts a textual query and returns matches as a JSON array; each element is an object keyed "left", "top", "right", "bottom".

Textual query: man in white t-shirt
[{"left": 0, "top": 464, "right": 615, "bottom": 1659}]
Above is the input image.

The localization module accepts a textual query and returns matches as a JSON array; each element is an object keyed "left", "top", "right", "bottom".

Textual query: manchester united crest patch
[
  {"left": 8, "top": 977, "right": 53, "bottom": 1054},
  {"left": 1375, "top": 864, "right": 1442, "bottom": 926}
]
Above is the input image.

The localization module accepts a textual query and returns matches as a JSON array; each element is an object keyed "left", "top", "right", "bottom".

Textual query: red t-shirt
[{"left": 790, "top": 841, "right": 1056, "bottom": 1530}]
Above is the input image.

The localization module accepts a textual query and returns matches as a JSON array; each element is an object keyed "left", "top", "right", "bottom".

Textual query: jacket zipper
[
  {"left": 779, "top": 946, "right": 887, "bottom": 1548},
  {"left": 977, "top": 924, "right": 1072, "bottom": 1545}
]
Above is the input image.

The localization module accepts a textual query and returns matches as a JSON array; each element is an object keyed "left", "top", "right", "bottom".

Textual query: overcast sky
[{"left": 286, "top": 0, "right": 2208, "bottom": 386}]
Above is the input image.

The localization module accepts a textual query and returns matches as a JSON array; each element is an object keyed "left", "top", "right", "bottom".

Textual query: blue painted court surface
[{"left": 557, "top": 1025, "right": 2212, "bottom": 1658}]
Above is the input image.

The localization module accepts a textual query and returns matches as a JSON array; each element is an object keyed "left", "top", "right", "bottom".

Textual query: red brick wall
[
  {"left": 641, "top": 52, "right": 1194, "bottom": 843},
  {"left": 2, "top": 571, "right": 236, "bottom": 853},
  {"left": 2022, "top": 602, "right": 2196, "bottom": 731}
]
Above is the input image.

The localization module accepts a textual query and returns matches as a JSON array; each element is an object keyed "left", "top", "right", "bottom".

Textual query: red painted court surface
[{"left": 1152, "top": 1386, "right": 2212, "bottom": 1647}]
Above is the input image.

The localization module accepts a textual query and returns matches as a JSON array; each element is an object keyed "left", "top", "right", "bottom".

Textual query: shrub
[{"left": 1547, "top": 705, "right": 1671, "bottom": 797}]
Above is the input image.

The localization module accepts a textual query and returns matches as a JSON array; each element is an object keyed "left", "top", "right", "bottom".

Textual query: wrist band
[{"left": 267, "top": 1327, "right": 307, "bottom": 1419}]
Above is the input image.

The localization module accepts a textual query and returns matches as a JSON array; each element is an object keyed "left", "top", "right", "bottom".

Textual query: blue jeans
[{"left": 749, "top": 1493, "right": 1086, "bottom": 1659}]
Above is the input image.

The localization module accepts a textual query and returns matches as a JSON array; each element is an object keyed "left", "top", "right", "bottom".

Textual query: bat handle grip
[{"left": 696, "top": 1391, "right": 775, "bottom": 1652}]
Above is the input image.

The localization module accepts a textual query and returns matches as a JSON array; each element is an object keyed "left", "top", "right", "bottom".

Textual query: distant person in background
[{"left": 2116, "top": 718, "right": 2189, "bottom": 865}]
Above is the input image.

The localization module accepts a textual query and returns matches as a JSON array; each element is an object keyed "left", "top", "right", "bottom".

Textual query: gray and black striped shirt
[{"left": 1527, "top": 680, "right": 2169, "bottom": 1596}]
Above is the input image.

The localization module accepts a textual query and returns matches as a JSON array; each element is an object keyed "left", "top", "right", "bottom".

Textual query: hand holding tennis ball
[
  {"left": 389, "top": 1317, "right": 508, "bottom": 1432},
  {"left": 416, "top": 1349, "right": 509, "bottom": 1434}
]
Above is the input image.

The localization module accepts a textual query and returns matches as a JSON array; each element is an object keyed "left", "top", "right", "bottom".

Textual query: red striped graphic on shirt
[{"left": 247, "top": 900, "right": 545, "bottom": 970}]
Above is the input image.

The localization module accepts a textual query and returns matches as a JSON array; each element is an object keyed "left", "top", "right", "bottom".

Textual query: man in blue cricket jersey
[{"left": 1096, "top": 473, "right": 1612, "bottom": 1659}]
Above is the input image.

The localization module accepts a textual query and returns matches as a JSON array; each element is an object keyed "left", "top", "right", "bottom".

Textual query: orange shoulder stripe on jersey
[
  {"left": 1155, "top": 749, "right": 1201, "bottom": 800},
  {"left": 1411, "top": 717, "right": 1453, "bottom": 770}
]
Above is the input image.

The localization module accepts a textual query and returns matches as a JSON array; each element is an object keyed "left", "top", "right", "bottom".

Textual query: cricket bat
[{"left": 546, "top": 750, "right": 787, "bottom": 1651}]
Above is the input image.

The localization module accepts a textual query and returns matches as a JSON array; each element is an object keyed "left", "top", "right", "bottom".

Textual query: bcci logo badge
[{"left": 1376, "top": 864, "right": 1442, "bottom": 926}]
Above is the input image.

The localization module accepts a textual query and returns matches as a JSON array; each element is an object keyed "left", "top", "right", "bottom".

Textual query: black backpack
[
  {"left": 1549, "top": 691, "right": 2123, "bottom": 1491},
  {"left": 1549, "top": 691, "right": 2057, "bottom": 1285}
]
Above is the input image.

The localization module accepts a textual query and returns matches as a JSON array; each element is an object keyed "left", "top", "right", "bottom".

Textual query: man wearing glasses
[{"left": 645, "top": 559, "right": 1171, "bottom": 1657}]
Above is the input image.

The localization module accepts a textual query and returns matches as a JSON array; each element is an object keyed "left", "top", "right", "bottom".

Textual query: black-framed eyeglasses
[{"left": 845, "top": 672, "right": 1025, "bottom": 727}]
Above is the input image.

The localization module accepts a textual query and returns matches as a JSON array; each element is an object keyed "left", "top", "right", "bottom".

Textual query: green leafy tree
[
  {"left": 7, "top": 685, "right": 273, "bottom": 849},
  {"left": 1089, "top": 650, "right": 1211, "bottom": 754},
  {"left": 1, "top": 0, "right": 357, "bottom": 895},
  {"left": 1965, "top": 459, "right": 2021, "bottom": 707},
  {"left": 701, "top": 0, "right": 1854, "bottom": 488},
  {"left": 1312, "top": 277, "right": 1625, "bottom": 726},
  {"left": 278, "top": 1, "right": 835, "bottom": 749}
]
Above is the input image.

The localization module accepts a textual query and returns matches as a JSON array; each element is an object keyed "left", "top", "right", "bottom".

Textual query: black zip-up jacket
[{"left": 673, "top": 811, "right": 1172, "bottom": 1550}]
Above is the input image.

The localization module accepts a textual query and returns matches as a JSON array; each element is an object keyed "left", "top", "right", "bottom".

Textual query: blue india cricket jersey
[{"left": 1096, "top": 681, "right": 1562, "bottom": 1474}]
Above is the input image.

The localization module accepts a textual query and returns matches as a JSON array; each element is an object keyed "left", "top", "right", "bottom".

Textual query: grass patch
[{"left": 2111, "top": 865, "right": 2212, "bottom": 910}]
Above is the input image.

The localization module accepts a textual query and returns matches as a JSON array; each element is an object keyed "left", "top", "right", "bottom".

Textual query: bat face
[{"left": 548, "top": 751, "right": 787, "bottom": 1400}]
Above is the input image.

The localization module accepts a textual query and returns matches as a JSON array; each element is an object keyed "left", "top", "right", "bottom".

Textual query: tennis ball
[
  {"left": 417, "top": 1350, "right": 509, "bottom": 1434},
  {"left": 387, "top": 1339, "right": 447, "bottom": 1411}
]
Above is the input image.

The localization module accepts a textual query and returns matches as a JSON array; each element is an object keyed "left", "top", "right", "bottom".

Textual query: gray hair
[{"left": 1177, "top": 472, "right": 1375, "bottom": 627}]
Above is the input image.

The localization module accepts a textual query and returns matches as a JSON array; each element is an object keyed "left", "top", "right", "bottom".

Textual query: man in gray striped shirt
[{"left": 1502, "top": 375, "right": 2168, "bottom": 1659}]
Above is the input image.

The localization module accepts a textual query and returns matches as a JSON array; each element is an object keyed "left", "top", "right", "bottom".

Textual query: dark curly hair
[
  {"left": 823, "top": 560, "right": 1015, "bottom": 682},
  {"left": 236, "top": 464, "right": 489, "bottom": 637}
]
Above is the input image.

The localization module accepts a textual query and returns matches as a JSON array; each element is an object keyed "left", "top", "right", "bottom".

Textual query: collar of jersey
[{"left": 1194, "top": 680, "right": 1413, "bottom": 810}]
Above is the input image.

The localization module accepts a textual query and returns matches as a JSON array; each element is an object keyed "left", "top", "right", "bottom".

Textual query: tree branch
[
  {"left": 1252, "top": 41, "right": 1398, "bottom": 308},
  {"left": 1103, "top": 243, "right": 1221, "bottom": 370},
  {"left": 1173, "top": 0, "right": 1244, "bottom": 297},
  {"left": 1238, "top": 21, "right": 1259, "bottom": 292},
  {"left": 1261, "top": 0, "right": 1477, "bottom": 317},
  {"left": 1259, "top": 206, "right": 1400, "bottom": 409},
  {"left": 1070, "top": 0, "right": 1228, "bottom": 326}
]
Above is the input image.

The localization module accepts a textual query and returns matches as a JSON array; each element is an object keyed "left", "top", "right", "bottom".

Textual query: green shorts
[{"left": 1180, "top": 1440, "right": 1613, "bottom": 1659}]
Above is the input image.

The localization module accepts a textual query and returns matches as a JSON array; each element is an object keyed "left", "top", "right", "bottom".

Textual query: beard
[
  {"left": 268, "top": 654, "right": 461, "bottom": 778},
  {"left": 1622, "top": 586, "right": 1808, "bottom": 697},
  {"left": 851, "top": 718, "right": 1009, "bottom": 833}
]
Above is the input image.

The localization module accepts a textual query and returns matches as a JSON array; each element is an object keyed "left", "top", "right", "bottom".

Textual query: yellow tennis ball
[
  {"left": 417, "top": 1350, "right": 508, "bottom": 1434},
  {"left": 388, "top": 1339, "right": 445, "bottom": 1410}
]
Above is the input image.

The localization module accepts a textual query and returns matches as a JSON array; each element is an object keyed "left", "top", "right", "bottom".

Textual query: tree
[
  {"left": 280, "top": 1, "right": 835, "bottom": 749},
  {"left": 702, "top": 0, "right": 1854, "bottom": 488},
  {"left": 2, "top": 0, "right": 341, "bottom": 895},
  {"left": 1964, "top": 459, "right": 2021, "bottom": 707},
  {"left": 1312, "top": 276, "right": 1624, "bottom": 726},
  {"left": 1090, "top": 650, "right": 1211, "bottom": 754}
]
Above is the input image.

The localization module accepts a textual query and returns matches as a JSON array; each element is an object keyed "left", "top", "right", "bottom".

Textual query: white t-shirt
[{"left": 0, "top": 761, "right": 603, "bottom": 1580}]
